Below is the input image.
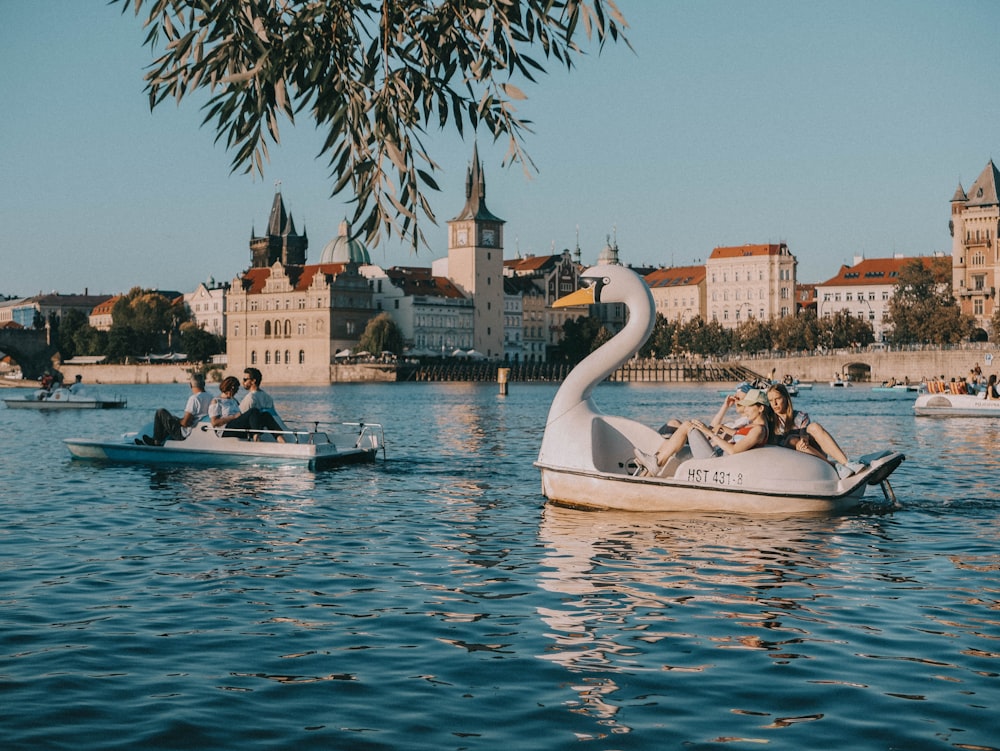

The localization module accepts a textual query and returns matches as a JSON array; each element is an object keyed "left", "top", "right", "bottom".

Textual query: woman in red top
[{"left": 634, "top": 389, "right": 774, "bottom": 476}]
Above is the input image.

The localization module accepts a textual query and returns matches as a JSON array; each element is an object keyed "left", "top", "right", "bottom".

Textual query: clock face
[{"left": 482, "top": 229, "right": 495, "bottom": 247}]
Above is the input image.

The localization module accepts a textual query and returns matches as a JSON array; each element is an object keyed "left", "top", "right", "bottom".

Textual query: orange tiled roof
[
  {"left": 709, "top": 243, "right": 788, "bottom": 259},
  {"left": 504, "top": 254, "right": 559, "bottom": 273},
  {"left": 818, "top": 256, "right": 940, "bottom": 286},
  {"left": 385, "top": 267, "right": 467, "bottom": 298},
  {"left": 644, "top": 265, "right": 705, "bottom": 288}
]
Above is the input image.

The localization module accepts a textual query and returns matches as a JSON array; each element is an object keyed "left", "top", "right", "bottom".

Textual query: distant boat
[
  {"left": 914, "top": 392, "right": 1000, "bottom": 417},
  {"left": 4, "top": 386, "right": 126, "bottom": 410}
]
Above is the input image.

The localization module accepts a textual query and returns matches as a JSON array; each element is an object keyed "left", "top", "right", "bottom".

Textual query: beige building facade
[
  {"left": 644, "top": 265, "right": 706, "bottom": 323},
  {"left": 950, "top": 159, "right": 1000, "bottom": 337},
  {"left": 706, "top": 243, "right": 796, "bottom": 328}
]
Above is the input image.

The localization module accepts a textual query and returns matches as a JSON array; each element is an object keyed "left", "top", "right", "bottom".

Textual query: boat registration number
[{"left": 686, "top": 468, "right": 743, "bottom": 486}]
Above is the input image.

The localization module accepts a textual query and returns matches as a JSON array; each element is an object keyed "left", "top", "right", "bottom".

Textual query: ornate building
[
  {"left": 446, "top": 144, "right": 505, "bottom": 358},
  {"left": 227, "top": 191, "right": 374, "bottom": 384},
  {"left": 950, "top": 159, "right": 1000, "bottom": 337}
]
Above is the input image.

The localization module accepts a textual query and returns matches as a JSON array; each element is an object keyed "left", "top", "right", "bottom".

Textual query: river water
[{"left": 1, "top": 382, "right": 997, "bottom": 750}]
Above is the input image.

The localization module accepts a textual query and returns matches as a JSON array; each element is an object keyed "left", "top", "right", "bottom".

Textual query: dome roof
[
  {"left": 319, "top": 219, "right": 371, "bottom": 264},
  {"left": 597, "top": 237, "right": 620, "bottom": 266}
]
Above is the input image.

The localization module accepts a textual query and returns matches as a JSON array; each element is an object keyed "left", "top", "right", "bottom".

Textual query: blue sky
[{"left": 3, "top": 1, "right": 999, "bottom": 297}]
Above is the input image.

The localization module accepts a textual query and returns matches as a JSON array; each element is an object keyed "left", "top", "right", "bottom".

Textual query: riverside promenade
[{"left": 9, "top": 344, "right": 995, "bottom": 387}]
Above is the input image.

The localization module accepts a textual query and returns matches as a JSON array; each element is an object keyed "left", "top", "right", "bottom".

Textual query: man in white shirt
[{"left": 144, "top": 373, "right": 214, "bottom": 446}]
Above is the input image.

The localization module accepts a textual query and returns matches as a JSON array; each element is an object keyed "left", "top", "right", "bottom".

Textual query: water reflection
[{"left": 536, "top": 505, "right": 851, "bottom": 727}]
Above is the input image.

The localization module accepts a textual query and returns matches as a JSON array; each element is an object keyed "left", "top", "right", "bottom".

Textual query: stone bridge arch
[
  {"left": 842, "top": 360, "right": 872, "bottom": 382},
  {"left": 0, "top": 327, "right": 59, "bottom": 380}
]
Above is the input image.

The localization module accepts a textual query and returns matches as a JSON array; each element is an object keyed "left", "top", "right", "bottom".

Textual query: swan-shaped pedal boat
[{"left": 534, "top": 265, "right": 904, "bottom": 514}]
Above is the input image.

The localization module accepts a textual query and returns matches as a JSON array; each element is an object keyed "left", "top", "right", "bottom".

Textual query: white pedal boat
[
  {"left": 913, "top": 392, "right": 1000, "bottom": 417},
  {"left": 535, "top": 265, "right": 904, "bottom": 514},
  {"left": 65, "top": 420, "right": 384, "bottom": 471},
  {"left": 5, "top": 387, "right": 126, "bottom": 410}
]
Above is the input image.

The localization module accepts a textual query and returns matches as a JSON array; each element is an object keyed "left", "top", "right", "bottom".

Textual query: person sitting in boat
[
  {"left": 69, "top": 374, "right": 84, "bottom": 393},
  {"left": 238, "top": 367, "right": 288, "bottom": 431},
  {"left": 984, "top": 374, "right": 1000, "bottom": 400},
  {"left": 209, "top": 375, "right": 285, "bottom": 442},
  {"left": 634, "top": 389, "right": 774, "bottom": 477},
  {"left": 766, "top": 383, "right": 863, "bottom": 478},
  {"left": 142, "top": 372, "right": 213, "bottom": 446},
  {"left": 657, "top": 382, "right": 752, "bottom": 437}
]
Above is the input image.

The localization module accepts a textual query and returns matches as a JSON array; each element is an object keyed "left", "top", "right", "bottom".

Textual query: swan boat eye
[{"left": 586, "top": 276, "right": 611, "bottom": 303}]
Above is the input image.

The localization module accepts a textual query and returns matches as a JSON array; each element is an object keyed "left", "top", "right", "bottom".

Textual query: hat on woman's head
[{"left": 737, "top": 388, "right": 769, "bottom": 407}]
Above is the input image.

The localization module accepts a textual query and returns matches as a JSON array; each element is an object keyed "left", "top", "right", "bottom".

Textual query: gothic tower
[
  {"left": 950, "top": 159, "right": 1000, "bottom": 335},
  {"left": 250, "top": 189, "right": 308, "bottom": 268},
  {"left": 447, "top": 144, "right": 505, "bottom": 358}
]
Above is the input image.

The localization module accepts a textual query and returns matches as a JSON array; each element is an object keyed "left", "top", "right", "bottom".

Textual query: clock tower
[{"left": 447, "top": 144, "right": 505, "bottom": 358}]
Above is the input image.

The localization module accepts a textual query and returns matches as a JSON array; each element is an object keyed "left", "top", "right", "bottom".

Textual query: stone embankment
[{"left": 17, "top": 344, "right": 997, "bottom": 387}]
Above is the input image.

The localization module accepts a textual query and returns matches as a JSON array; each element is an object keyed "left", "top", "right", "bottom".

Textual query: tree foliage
[
  {"left": 179, "top": 321, "right": 226, "bottom": 362},
  {"left": 357, "top": 311, "right": 404, "bottom": 355},
  {"left": 106, "top": 288, "right": 192, "bottom": 360},
  {"left": 114, "top": 0, "right": 629, "bottom": 249},
  {"left": 887, "top": 258, "right": 974, "bottom": 345},
  {"left": 555, "top": 313, "right": 607, "bottom": 363}
]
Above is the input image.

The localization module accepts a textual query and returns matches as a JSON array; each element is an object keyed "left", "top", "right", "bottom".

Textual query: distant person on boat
[
  {"left": 144, "top": 373, "right": 213, "bottom": 446},
  {"left": 634, "top": 389, "right": 774, "bottom": 477},
  {"left": 766, "top": 383, "right": 863, "bottom": 478},
  {"left": 209, "top": 375, "right": 285, "bottom": 442},
  {"left": 69, "top": 374, "right": 84, "bottom": 393}
]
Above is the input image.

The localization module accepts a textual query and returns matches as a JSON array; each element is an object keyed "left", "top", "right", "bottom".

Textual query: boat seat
[{"left": 688, "top": 430, "right": 720, "bottom": 459}]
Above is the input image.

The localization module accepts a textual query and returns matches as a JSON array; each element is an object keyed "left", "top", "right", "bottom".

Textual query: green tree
[
  {"left": 179, "top": 322, "right": 225, "bottom": 363},
  {"left": 820, "top": 310, "right": 874, "bottom": 349},
  {"left": 887, "top": 258, "right": 974, "bottom": 345},
  {"left": 107, "top": 288, "right": 192, "bottom": 360},
  {"left": 56, "top": 308, "right": 89, "bottom": 361},
  {"left": 771, "top": 310, "right": 821, "bottom": 352},
  {"left": 733, "top": 318, "right": 772, "bottom": 354},
  {"left": 358, "top": 312, "right": 404, "bottom": 356},
  {"left": 115, "top": 0, "right": 628, "bottom": 250},
  {"left": 686, "top": 318, "right": 732, "bottom": 357},
  {"left": 554, "top": 314, "right": 606, "bottom": 363},
  {"left": 640, "top": 313, "right": 675, "bottom": 358}
]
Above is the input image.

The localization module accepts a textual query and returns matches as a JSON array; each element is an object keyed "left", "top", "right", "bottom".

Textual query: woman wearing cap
[
  {"left": 766, "top": 383, "right": 862, "bottom": 477},
  {"left": 634, "top": 388, "right": 775, "bottom": 476}
]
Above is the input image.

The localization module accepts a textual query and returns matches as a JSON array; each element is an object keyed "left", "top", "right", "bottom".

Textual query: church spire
[{"left": 451, "top": 142, "right": 503, "bottom": 222}]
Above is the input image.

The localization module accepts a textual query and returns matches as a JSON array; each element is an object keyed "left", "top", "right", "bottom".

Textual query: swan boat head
[
  {"left": 537, "top": 265, "right": 658, "bottom": 473},
  {"left": 535, "top": 265, "right": 906, "bottom": 514}
]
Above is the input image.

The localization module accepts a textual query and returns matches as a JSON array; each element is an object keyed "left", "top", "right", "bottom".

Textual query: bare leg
[
  {"left": 655, "top": 421, "right": 696, "bottom": 464},
  {"left": 806, "top": 423, "right": 849, "bottom": 465}
]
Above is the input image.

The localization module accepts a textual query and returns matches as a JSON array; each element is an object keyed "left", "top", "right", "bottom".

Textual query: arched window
[
  {"left": 251, "top": 350, "right": 257, "bottom": 364},
  {"left": 265, "top": 350, "right": 271, "bottom": 364},
  {"left": 284, "top": 350, "right": 290, "bottom": 364},
  {"left": 274, "top": 350, "right": 280, "bottom": 365},
  {"left": 298, "top": 350, "right": 305, "bottom": 364},
  {"left": 284, "top": 320, "right": 291, "bottom": 337},
  {"left": 264, "top": 320, "right": 271, "bottom": 337},
  {"left": 274, "top": 320, "right": 281, "bottom": 337}
]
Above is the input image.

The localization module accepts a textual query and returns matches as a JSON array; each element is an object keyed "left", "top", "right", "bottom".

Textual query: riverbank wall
[{"left": 11, "top": 345, "right": 996, "bottom": 387}]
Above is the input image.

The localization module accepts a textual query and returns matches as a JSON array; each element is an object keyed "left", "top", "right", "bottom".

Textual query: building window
[
  {"left": 264, "top": 321, "right": 271, "bottom": 337},
  {"left": 251, "top": 350, "right": 257, "bottom": 364},
  {"left": 299, "top": 350, "right": 305, "bottom": 364},
  {"left": 265, "top": 351, "right": 271, "bottom": 364},
  {"left": 284, "top": 350, "right": 290, "bottom": 364}
]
